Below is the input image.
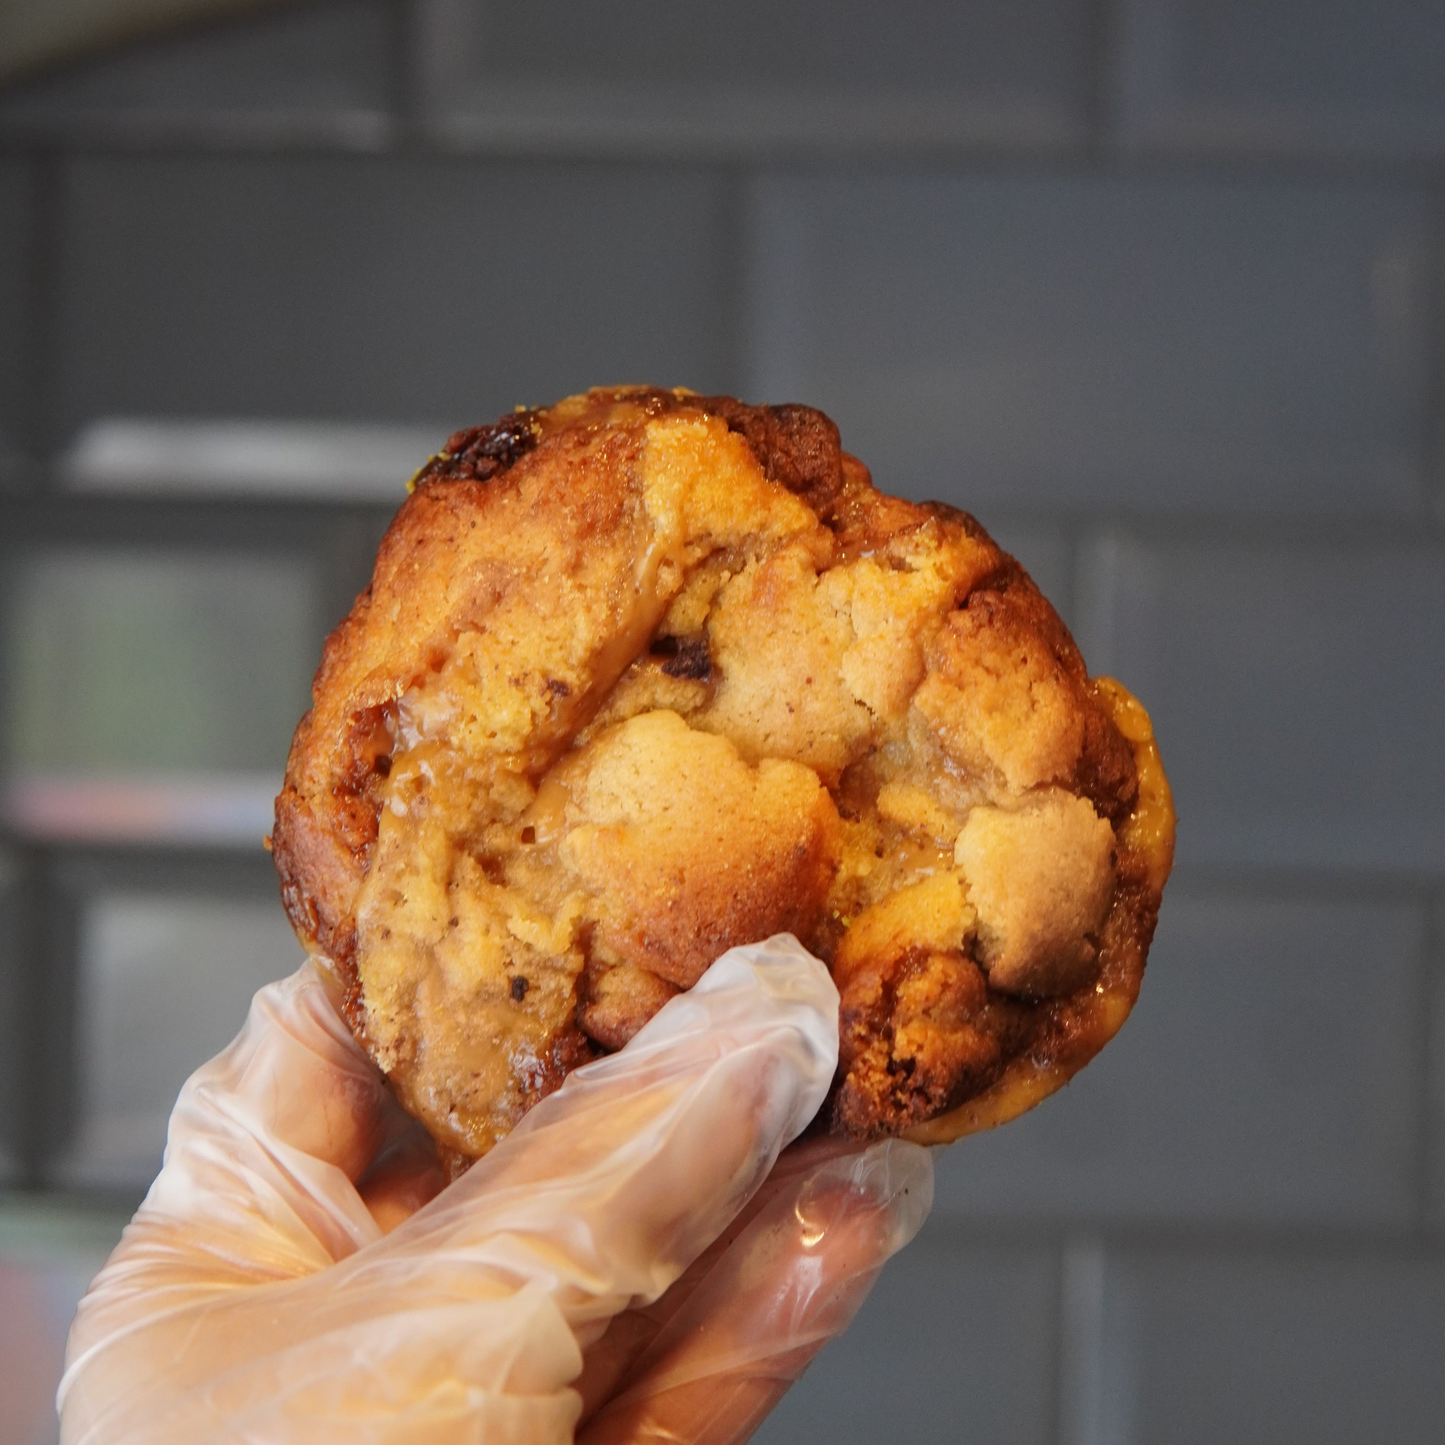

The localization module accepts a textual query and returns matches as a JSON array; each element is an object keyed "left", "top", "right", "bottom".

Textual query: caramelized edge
[{"left": 901, "top": 678, "right": 1175, "bottom": 1147}]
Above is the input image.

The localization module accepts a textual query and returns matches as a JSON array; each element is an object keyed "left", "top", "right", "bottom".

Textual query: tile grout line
[
  {"left": 921, "top": 1211, "right": 1445, "bottom": 1257},
  {"left": 1165, "top": 864, "right": 1445, "bottom": 906},
  {"left": 1419, "top": 893, "right": 1443, "bottom": 1227},
  {"left": 392, "top": 0, "right": 428, "bottom": 154},
  {"left": 4, "top": 107, "right": 1445, "bottom": 183},
  {"left": 1056, "top": 1233, "right": 1109, "bottom": 1445},
  {"left": 1071, "top": 523, "right": 1118, "bottom": 675},
  {"left": 1084, "top": 0, "right": 1125, "bottom": 159},
  {"left": 1423, "top": 185, "right": 1445, "bottom": 517},
  {"left": 20, "top": 144, "right": 62, "bottom": 470},
  {"left": 13, "top": 848, "right": 57, "bottom": 1188},
  {"left": 717, "top": 161, "right": 754, "bottom": 397},
  {"left": 1053, "top": 515, "right": 1083, "bottom": 640}
]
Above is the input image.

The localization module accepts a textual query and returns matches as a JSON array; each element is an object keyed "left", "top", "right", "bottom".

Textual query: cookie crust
[{"left": 272, "top": 387, "right": 1175, "bottom": 1163}]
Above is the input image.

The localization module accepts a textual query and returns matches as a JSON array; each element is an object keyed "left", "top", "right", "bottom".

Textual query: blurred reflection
[{"left": 6, "top": 550, "right": 316, "bottom": 775}]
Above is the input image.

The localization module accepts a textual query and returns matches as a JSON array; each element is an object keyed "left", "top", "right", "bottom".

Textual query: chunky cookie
[{"left": 272, "top": 388, "right": 1174, "bottom": 1170}]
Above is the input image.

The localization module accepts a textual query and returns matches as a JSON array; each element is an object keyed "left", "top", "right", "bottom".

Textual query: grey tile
[
  {"left": 0, "top": 0, "right": 394, "bottom": 140},
  {"left": 933, "top": 888, "right": 1427, "bottom": 1227},
  {"left": 56, "top": 154, "right": 731, "bottom": 434},
  {"left": 1077, "top": 533, "right": 1445, "bottom": 873},
  {"left": 754, "top": 1233, "right": 1057, "bottom": 1445},
  {"left": 48, "top": 892, "right": 304, "bottom": 1191},
  {"left": 3, "top": 548, "right": 320, "bottom": 775},
  {"left": 1114, "top": 0, "right": 1445, "bottom": 159},
  {"left": 1089, "top": 1246, "right": 1445, "bottom": 1445},
  {"left": 747, "top": 171, "right": 1431, "bottom": 514},
  {"left": 422, "top": 0, "right": 1090, "bottom": 152},
  {"left": 0, "top": 156, "right": 28, "bottom": 472}
]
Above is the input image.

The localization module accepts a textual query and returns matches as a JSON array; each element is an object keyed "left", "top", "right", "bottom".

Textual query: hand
[{"left": 58, "top": 936, "right": 933, "bottom": 1443}]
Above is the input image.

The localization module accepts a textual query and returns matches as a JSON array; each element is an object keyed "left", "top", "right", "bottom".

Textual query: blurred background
[{"left": 0, "top": 1, "right": 1442, "bottom": 1441}]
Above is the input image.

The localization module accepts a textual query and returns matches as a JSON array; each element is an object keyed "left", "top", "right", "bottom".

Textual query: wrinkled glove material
[{"left": 59, "top": 936, "right": 933, "bottom": 1444}]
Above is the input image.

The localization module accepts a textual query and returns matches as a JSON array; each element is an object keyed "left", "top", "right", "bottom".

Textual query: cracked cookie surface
[{"left": 272, "top": 387, "right": 1175, "bottom": 1167}]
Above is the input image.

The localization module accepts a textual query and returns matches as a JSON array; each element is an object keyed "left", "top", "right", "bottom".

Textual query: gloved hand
[{"left": 58, "top": 935, "right": 933, "bottom": 1443}]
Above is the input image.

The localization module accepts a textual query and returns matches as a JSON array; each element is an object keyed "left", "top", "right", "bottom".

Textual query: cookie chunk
[{"left": 272, "top": 387, "right": 1175, "bottom": 1165}]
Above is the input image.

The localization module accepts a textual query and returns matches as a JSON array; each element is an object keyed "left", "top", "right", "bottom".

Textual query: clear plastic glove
[{"left": 59, "top": 935, "right": 933, "bottom": 1443}]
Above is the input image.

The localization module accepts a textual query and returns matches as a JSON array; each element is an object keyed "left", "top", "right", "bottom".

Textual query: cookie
[{"left": 272, "top": 387, "right": 1175, "bottom": 1169}]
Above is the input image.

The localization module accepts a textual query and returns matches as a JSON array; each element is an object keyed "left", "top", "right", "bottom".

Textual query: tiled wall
[{"left": 1, "top": 3, "right": 1442, "bottom": 1442}]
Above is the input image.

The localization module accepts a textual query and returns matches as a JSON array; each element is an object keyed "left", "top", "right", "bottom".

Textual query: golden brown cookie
[{"left": 272, "top": 387, "right": 1174, "bottom": 1169}]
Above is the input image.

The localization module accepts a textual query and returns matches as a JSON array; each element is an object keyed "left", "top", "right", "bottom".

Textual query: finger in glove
[{"left": 578, "top": 1138, "right": 933, "bottom": 1445}]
